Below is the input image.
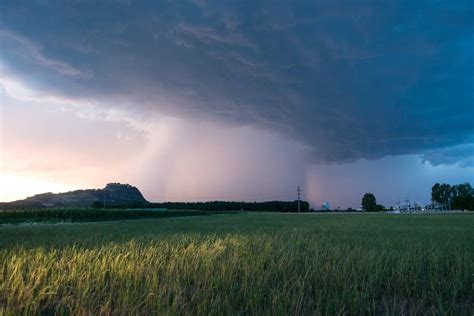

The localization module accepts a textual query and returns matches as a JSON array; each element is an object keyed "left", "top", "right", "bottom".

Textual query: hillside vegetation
[{"left": 0, "top": 183, "right": 149, "bottom": 209}]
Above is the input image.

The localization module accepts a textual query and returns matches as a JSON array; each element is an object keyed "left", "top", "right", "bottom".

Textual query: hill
[
  {"left": 1, "top": 183, "right": 149, "bottom": 209},
  {"left": 0, "top": 184, "right": 310, "bottom": 212}
]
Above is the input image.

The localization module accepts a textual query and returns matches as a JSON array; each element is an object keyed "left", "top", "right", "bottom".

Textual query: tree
[
  {"left": 431, "top": 182, "right": 474, "bottom": 211},
  {"left": 452, "top": 183, "right": 473, "bottom": 197},
  {"left": 431, "top": 183, "right": 451, "bottom": 206},
  {"left": 450, "top": 183, "right": 474, "bottom": 211},
  {"left": 362, "top": 193, "right": 377, "bottom": 212}
]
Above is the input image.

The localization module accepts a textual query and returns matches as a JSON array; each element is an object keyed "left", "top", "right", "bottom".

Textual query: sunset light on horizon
[{"left": 1, "top": 1, "right": 473, "bottom": 208}]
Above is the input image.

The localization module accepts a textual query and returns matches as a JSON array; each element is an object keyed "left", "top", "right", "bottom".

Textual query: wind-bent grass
[{"left": 0, "top": 213, "right": 472, "bottom": 314}]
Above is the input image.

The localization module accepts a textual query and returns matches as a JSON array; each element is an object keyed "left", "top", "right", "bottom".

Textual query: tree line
[
  {"left": 360, "top": 182, "right": 473, "bottom": 212},
  {"left": 431, "top": 182, "right": 474, "bottom": 211},
  {"left": 149, "top": 201, "right": 310, "bottom": 212}
]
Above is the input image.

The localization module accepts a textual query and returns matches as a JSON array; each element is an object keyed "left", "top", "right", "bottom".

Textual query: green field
[
  {"left": 0, "top": 213, "right": 472, "bottom": 314},
  {"left": 0, "top": 208, "right": 230, "bottom": 225}
]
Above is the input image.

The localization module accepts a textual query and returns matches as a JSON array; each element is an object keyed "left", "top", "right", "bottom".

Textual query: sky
[{"left": 0, "top": 1, "right": 473, "bottom": 208}]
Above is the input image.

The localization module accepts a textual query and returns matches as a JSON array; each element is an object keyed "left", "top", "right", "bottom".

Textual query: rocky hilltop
[{"left": 2, "top": 183, "right": 149, "bottom": 208}]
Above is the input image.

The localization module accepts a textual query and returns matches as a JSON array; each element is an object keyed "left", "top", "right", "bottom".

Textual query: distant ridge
[
  {"left": 1, "top": 184, "right": 311, "bottom": 212},
  {"left": 1, "top": 183, "right": 149, "bottom": 209}
]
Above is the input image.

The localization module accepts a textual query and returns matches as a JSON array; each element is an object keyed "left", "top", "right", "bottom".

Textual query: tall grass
[
  {"left": 0, "top": 213, "right": 472, "bottom": 314},
  {"left": 0, "top": 208, "right": 230, "bottom": 224}
]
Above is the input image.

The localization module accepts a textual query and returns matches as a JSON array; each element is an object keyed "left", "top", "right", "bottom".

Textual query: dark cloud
[
  {"left": 421, "top": 144, "right": 474, "bottom": 168},
  {"left": 0, "top": 0, "right": 473, "bottom": 164}
]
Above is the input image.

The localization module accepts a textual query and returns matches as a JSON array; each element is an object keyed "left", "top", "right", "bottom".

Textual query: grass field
[{"left": 0, "top": 213, "right": 472, "bottom": 314}]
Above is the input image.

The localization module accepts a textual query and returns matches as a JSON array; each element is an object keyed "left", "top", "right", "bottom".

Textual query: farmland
[
  {"left": 0, "top": 212, "right": 472, "bottom": 314},
  {"left": 0, "top": 208, "right": 229, "bottom": 225}
]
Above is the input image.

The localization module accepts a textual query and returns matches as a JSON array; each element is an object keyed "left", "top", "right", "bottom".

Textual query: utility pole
[{"left": 297, "top": 186, "right": 301, "bottom": 213}]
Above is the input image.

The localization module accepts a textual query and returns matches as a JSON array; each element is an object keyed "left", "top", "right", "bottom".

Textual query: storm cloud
[{"left": 1, "top": 1, "right": 473, "bottom": 165}]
